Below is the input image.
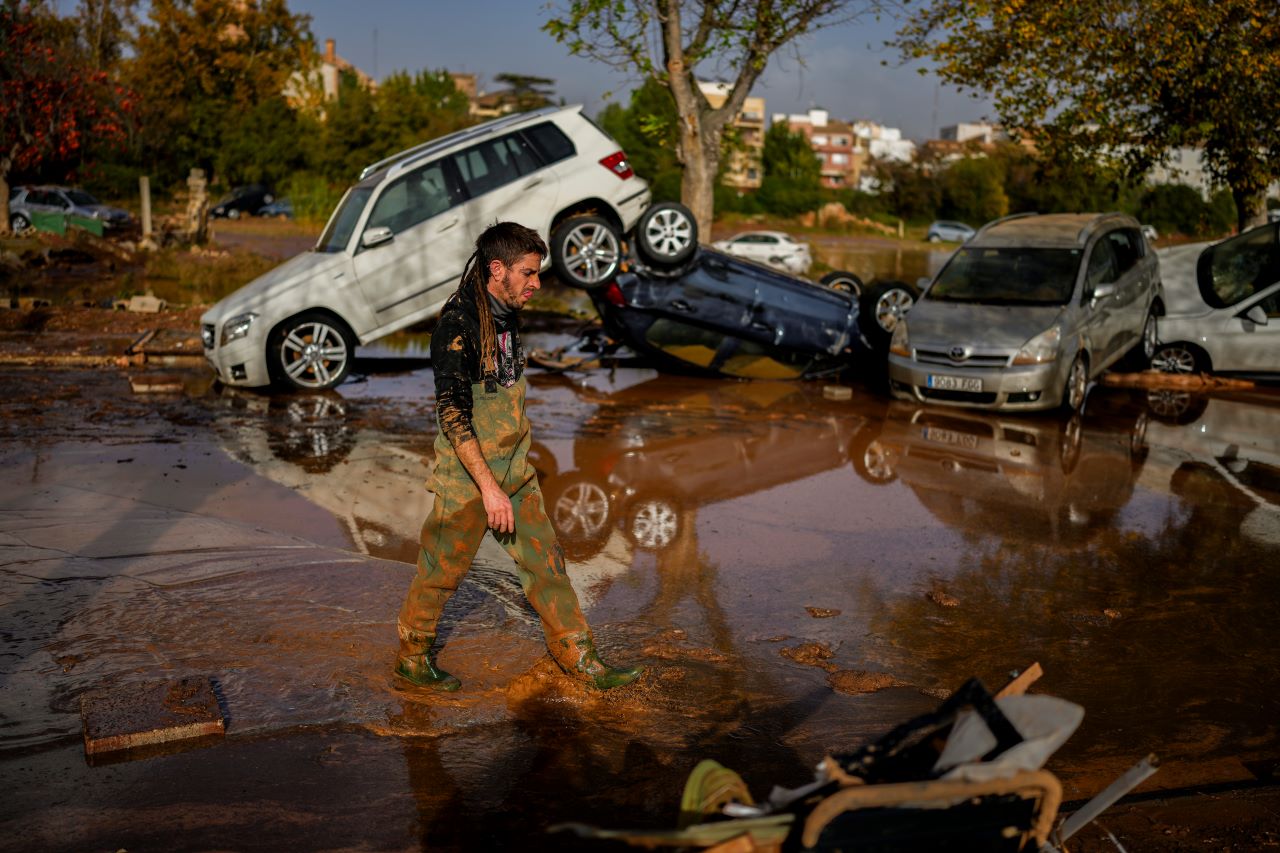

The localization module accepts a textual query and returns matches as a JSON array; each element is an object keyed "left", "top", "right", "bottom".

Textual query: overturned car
[{"left": 561, "top": 202, "right": 919, "bottom": 379}]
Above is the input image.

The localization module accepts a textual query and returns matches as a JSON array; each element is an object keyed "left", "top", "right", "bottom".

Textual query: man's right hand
[{"left": 482, "top": 484, "right": 515, "bottom": 534}]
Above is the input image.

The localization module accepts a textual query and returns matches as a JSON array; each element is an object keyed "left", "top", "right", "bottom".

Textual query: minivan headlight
[
  {"left": 1012, "top": 325, "right": 1061, "bottom": 365},
  {"left": 889, "top": 322, "right": 910, "bottom": 357},
  {"left": 221, "top": 312, "right": 258, "bottom": 346}
]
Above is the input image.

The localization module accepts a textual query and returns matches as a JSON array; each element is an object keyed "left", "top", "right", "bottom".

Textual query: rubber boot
[
  {"left": 553, "top": 632, "right": 644, "bottom": 690},
  {"left": 395, "top": 629, "right": 461, "bottom": 691}
]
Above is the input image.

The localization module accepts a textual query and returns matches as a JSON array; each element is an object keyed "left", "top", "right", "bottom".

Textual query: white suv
[{"left": 200, "top": 105, "right": 652, "bottom": 391}]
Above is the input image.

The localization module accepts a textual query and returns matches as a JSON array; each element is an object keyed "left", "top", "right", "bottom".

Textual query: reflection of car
[
  {"left": 531, "top": 374, "right": 877, "bottom": 559},
  {"left": 211, "top": 185, "right": 275, "bottom": 219},
  {"left": 867, "top": 392, "right": 1149, "bottom": 545},
  {"left": 200, "top": 105, "right": 654, "bottom": 391},
  {"left": 888, "top": 212, "right": 1162, "bottom": 413},
  {"left": 8, "top": 185, "right": 133, "bottom": 232},
  {"left": 926, "top": 220, "right": 976, "bottom": 243},
  {"left": 256, "top": 198, "right": 293, "bottom": 219},
  {"left": 1150, "top": 221, "right": 1280, "bottom": 377},
  {"left": 710, "top": 230, "right": 812, "bottom": 274}
]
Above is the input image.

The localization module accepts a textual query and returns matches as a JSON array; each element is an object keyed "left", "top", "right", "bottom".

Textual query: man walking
[{"left": 395, "top": 221, "right": 643, "bottom": 692}]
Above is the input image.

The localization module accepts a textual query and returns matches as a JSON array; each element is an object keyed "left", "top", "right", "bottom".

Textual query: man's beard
[{"left": 496, "top": 270, "right": 524, "bottom": 310}]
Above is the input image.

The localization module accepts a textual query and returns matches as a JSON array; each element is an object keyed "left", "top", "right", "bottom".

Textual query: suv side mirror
[
  {"left": 361, "top": 226, "right": 394, "bottom": 249},
  {"left": 1244, "top": 304, "right": 1268, "bottom": 326}
]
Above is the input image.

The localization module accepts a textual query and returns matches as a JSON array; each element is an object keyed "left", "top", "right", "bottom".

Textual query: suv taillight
[
  {"left": 602, "top": 281, "right": 626, "bottom": 306},
  {"left": 599, "top": 151, "right": 634, "bottom": 180}
]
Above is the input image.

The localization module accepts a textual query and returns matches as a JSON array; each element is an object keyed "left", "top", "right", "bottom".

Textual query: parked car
[
  {"left": 201, "top": 104, "right": 653, "bottom": 391},
  {"left": 887, "top": 212, "right": 1162, "bottom": 412},
  {"left": 1149, "top": 220, "right": 1279, "bottom": 377},
  {"left": 211, "top": 184, "right": 275, "bottom": 219},
  {"left": 256, "top": 198, "right": 293, "bottom": 219},
  {"left": 710, "top": 230, "right": 812, "bottom": 274},
  {"left": 926, "top": 220, "right": 976, "bottom": 243},
  {"left": 7, "top": 185, "right": 132, "bottom": 232}
]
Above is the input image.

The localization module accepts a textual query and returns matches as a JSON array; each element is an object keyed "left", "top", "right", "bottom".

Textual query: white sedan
[
  {"left": 710, "top": 230, "right": 812, "bottom": 274},
  {"left": 1152, "top": 221, "right": 1280, "bottom": 377}
]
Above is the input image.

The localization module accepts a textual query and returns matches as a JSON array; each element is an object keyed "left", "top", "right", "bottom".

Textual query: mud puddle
[{"left": 3, "top": 359, "right": 1280, "bottom": 849}]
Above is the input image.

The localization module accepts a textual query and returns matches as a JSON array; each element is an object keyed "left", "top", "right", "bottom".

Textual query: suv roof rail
[
  {"left": 1074, "top": 211, "right": 1132, "bottom": 245},
  {"left": 359, "top": 104, "right": 573, "bottom": 181},
  {"left": 974, "top": 211, "right": 1039, "bottom": 238}
]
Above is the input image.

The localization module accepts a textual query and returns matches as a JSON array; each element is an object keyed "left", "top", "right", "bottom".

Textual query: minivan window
[
  {"left": 366, "top": 161, "right": 458, "bottom": 236},
  {"left": 928, "top": 247, "right": 1082, "bottom": 305},
  {"left": 1199, "top": 222, "right": 1280, "bottom": 308},
  {"left": 523, "top": 122, "right": 575, "bottom": 164},
  {"left": 1085, "top": 238, "right": 1120, "bottom": 289},
  {"left": 316, "top": 186, "right": 373, "bottom": 253}
]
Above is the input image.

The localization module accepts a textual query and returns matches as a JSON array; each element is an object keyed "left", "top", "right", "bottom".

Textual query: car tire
[
  {"left": 227, "top": 208, "right": 241, "bottom": 220},
  {"left": 859, "top": 279, "right": 920, "bottom": 348},
  {"left": 1116, "top": 307, "right": 1160, "bottom": 372},
  {"left": 635, "top": 202, "right": 698, "bottom": 269},
  {"left": 1060, "top": 352, "right": 1089, "bottom": 413},
  {"left": 263, "top": 194, "right": 274, "bottom": 205},
  {"left": 819, "top": 271, "right": 864, "bottom": 297},
  {"left": 1150, "top": 341, "right": 1209, "bottom": 375},
  {"left": 928, "top": 233, "right": 941, "bottom": 243},
  {"left": 849, "top": 422, "right": 897, "bottom": 485},
  {"left": 550, "top": 215, "right": 623, "bottom": 289},
  {"left": 269, "top": 312, "right": 356, "bottom": 392},
  {"left": 10, "top": 213, "right": 30, "bottom": 233}
]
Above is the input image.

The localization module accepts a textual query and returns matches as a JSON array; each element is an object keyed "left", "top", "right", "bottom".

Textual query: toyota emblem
[{"left": 948, "top": 346, "right": 967, "bottom": 361}]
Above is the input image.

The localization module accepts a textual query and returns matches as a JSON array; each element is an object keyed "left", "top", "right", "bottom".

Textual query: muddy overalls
[{"left": 397, "top": 374, "right": 593, "bottom": 671}]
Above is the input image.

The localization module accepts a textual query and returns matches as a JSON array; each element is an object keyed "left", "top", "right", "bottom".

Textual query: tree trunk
[
  {"left": 677, "top": 117, "right": 722, "bottom": 235},
  {"left": 0, "top": 152, "right": 11, "bottom": 237},
  {"left": 1232, "top": 184, "right": 1267, "bottom": 233}
]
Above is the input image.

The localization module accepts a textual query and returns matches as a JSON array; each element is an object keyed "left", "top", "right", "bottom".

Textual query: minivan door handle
[
  {"left": 438, "top": 217, "right": 459, "bottom": 232},
  {"left": 523, "top": 177, "right": 544, "bottom": 190}
]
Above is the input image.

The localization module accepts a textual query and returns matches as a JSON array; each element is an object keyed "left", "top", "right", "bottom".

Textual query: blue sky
[{"left": 291, "top": 0, "right": 994, "bottom": 141}]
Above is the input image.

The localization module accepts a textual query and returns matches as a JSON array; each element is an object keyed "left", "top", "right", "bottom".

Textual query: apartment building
[
  {"left": 699, "top": 81, "right": 765, "bottom": 190},
  {"left": 775, "top": 108, "right": 860, "bottom": 189}
]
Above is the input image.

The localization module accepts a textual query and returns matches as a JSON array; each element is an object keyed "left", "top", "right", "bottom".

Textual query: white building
[
  {"left": 940, "top": 121, "right": 1006, "bottom": 145},
  {"left": 851, "top": 120, "right": 916, "bottom": 164}
]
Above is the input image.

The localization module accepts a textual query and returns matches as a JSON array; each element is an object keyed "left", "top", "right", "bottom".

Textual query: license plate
[
  {"left": 923, "top": 427, "right": 979, "bottom": 449},
  {"left": 927, "top": 374, "right": 982, "bottom": 392}
]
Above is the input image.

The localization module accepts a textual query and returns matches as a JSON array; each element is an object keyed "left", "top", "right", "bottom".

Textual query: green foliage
[
  {"left": 874, "top": 160, "right": 941, "bottom": 224},
  {"left": 939, "top": 157, "right": 1007, "bottom": 223},
  {"left": 897, "top": 0, "right": 1280, "bottom": 230},
  {"left": 757, "top": 123, "right": 822, "bottom": 216},
  {"left": 597, "top": 79, "right": 682, "bottom": 203},
  {"left": 283, "top": 172, "right": 344, "bottom": 225}
]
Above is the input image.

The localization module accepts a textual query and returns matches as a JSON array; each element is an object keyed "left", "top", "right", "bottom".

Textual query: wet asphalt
[{"left": 1, "top": 329, "right": 1279, "bottom": 850}]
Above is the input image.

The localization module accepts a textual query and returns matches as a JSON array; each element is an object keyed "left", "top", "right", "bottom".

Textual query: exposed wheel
[
  {"left": 270, "top": 312, "right": 355, "bottom": 392},
  {"left": 266, "top": 394, "right": 353, "bottom": 473},
  {"left": 819, "top": 270, "right": 864, "bottom": 297},
  {"left": 1145, "top": 389, "right": 1208, "bottom": 425},
  {"left": 635, "top": 202, "right": 697, "bottom": 269},
  {"left": 625, "top": 495, "right": 680, "bottom": 551},
  {"left": 1061, "top": 352, "right": 1088, "bottom": 413},
  {"left": 10, "top": 213, "right": 30, "bottom": 233},
  {"left": 927, "top": 233, "right": 941, "bottom": 243},
  {"left": 1150, "top": 342, "right": 1208, "bottom": 374},
  {"left": 860, "top": 279, "right": 920, "bottom": 348},
  {"left": 550, "top": 215, "right": 622, "bottom": 288}
]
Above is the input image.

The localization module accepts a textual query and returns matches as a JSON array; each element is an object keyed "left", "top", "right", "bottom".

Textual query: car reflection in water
[
  {"left": 527, "top": 373, "right": 883, "bottom": 562},
  {"left": 861, "top": 391, "right": 1151, "bottom": 545}
]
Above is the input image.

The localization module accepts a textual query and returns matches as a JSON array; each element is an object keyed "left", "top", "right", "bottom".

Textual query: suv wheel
[
  {"left": 270, "top": 312, "right": 355, "bottom": 392},
  {"left": 10, "top": 213, "right": 30, "bottom": 233},
  {"left": 1151, "top": 342, "right": 1207, "bottom": 374},
  {"left": 819, "top": 271, "right": 864, "bottom": 297},
  {"left": 551, "top": 215, "right": 622, "bottom": 288},
  {"left": 635, "top": 202, "right": 698, "bottom": 269}
]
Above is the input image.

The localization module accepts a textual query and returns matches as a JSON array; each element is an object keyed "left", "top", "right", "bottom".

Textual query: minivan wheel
[
  {"left": 1061, "top": 353, "right": 1088, "bottom": 413},
  {"left": 860, "top": 280, "right": 919, "bottom": 348},
  {"left": 270, "top": 312, "right": 355, "bottom": 392},
  {"left": 550, "top": 215, "right": 622, "bottom": 288},
  {"left": 819, "top": 270, "right": 864, "bottom": 297},
  {"left": 635, "top": 202, "right": 698, "bottom": 268}
]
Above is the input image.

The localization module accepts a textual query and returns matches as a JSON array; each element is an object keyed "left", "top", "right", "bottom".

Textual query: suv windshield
[
  {"left": 928, "top": 247, "right": 1082, "bottom": 305},
  {"left": 316, "top": 186, "right": 373, "bottom": 253}
]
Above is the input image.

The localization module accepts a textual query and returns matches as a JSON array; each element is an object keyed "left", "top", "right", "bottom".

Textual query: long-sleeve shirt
[{"left": 430, "top": 290, "right": 524, "bottom": 448}]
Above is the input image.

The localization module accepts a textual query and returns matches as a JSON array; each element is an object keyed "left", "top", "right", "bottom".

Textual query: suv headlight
[
  {"left": 221, "top": 312, "right": 258, "bottom": 346},
  {"left": 889, "top": 322, "right": 910, "bottom": 357},
  {"left": 1012, "top": 325, "right": 1061, "bottom": 365}
]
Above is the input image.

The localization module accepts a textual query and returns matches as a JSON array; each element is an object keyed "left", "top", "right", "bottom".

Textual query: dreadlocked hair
[{"left": 459, "top": 221, "right": 548, "bottom": 382}]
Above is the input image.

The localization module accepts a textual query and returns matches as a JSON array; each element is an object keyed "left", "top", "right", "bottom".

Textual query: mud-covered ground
[
  {"left": 2, "top": 223, "right": 1280, "bottom": 850},
  {"left": 2, "top": 323, "right": 1279, "bottom": 850}
]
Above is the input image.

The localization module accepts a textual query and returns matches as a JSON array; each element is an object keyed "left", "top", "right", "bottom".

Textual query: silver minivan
[{"left": 887, "top": 212, "right": 1161, "bottom": 412}]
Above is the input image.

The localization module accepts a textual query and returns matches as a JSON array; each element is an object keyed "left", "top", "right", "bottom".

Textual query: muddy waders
[{"left": 397, "top": 376, "right": 642, "bottom": 691}]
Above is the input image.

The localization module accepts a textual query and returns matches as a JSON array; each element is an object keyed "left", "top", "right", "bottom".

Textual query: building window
[
  {"left": 812, "top": 135, "right": 828, "bottom": 146},
  {"left": 747, "top": 168, "right": 759, "bottom": 180},
  {"left": 831, "top": 153, "right": 848, "bottom": 165},
  {"left": 835, "top": 136, "right": 849, "bottom": 146}
]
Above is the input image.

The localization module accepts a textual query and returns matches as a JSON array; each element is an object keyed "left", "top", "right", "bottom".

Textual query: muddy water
[
  {"left": 2, "top": 358, "right": 1279, "bottom": 849},
  {"left": 809, "top": 236, "right": 953, "bottom": 285}
]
